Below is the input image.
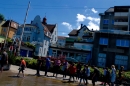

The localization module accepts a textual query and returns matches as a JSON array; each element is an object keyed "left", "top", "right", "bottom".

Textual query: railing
[{"left": 98, "top": 29, "right": 130, "bottom": 35}]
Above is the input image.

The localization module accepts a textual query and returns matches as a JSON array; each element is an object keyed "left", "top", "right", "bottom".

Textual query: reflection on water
[{"left": 0, "top": 71, "right": 93, "bottom": 86}]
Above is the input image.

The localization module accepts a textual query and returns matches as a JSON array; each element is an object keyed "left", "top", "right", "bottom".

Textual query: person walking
[
  {"left": 44, "top": 56, "right": 51, "bottom": 76},
  {"left": 62, "top": 60, "right": 68, "bottom": 79},
  {"left": 104, "top": 67, "right": 110, "bottom": 86},
  {"left": 35, "top": 57, "right": 43, "bottom": 76},
  {"left": 79, "top": 65, "right": 86, "bottom": 85},
  {"left": 85, "top": 65, "right": 90, "bottom": 85},
  {"left": 68, "top": 63, "right": 77, "bottom": 82},
  {"left": 53, "top": 58, "right": 61, "bottom": 77},
  {"left": 0, "top": 49, "right": 8, "bottom": 73},
  {"left": 110, "top": 65, "right": 116, "bottom": 86},
  {"left": 76, "top": 62, "right": 82, "bottom": 80},
  {"left": 118, "top": 66, "right": 124, "bottom": 85},
  {"left": 91, "top": 65, "right": 100, "bottom": 86},
  {"left": 17, "top": 58, "right": 26, "bottom": 77},
  {"left": 100, "top": 67, "right": 107, "bottom": 85}
]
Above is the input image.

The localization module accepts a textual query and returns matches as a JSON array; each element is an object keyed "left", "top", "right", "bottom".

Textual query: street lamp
[{"left": 17, "top": 1, "right": 30, "bottom": 56}]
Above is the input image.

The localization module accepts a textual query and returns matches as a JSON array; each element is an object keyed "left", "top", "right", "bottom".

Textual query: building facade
[
  {"left": 57, "top": 36, "right": 66, "bottom": 46},
  {"left": 1, "top": 20, "right": 19, "bottom": 39},
  {"left": 0, "top": 20, "right": 5, "bottom": 35},
  {"left": 93, "top": 6, "right": 130, "bottom": 70},
  {"left": 15, "top": 15, "right": 52, "bottom": 57}
]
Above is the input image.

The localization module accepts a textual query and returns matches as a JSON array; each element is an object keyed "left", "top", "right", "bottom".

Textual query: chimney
[
  {"left": 42, "top": 17, "right": 47, "bottom": 25},
  {"left": 81, "top": 24, "right": 83, "bottom": 28},
  {"left": 31, "top": 21, "right": 33, "bottom": 24}
]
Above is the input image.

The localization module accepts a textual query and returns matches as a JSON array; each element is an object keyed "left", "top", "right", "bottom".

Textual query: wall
[
  {"left": 0, "top": 21, "right": 5, "bottom": 35},
  {"left": 8, "top": 28, "right": 16, "bottom": 39},
  {"left": 50, "top": 24, "right": 58, "bottom": 44},
  {"left": 74, "top": 43, "right": 93, "bottom": 51},
  {"left": 57, "top": 39, "right": 66, "bottom": 46}
]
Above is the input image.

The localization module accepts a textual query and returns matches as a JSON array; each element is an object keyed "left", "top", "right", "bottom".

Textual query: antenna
[{"left": 45, "top": 13, "right": 46, "bottom": 18}]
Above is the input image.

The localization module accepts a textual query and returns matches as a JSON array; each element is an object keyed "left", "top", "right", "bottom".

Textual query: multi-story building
[
  {"left": 14, "top": 15, "right": 57, "bottom": 57},
  {"left": 50, "top": 24, "right": 93, "bottom": 63},
  {"left": 0, "top": 20, "right": 5, "bottom": 35},
  {"left": 57, "top": 36, "right": 66, "bottom": 46},
  {"left": 93, "top": 6, "right": 130, "bottom": 70},
  {"left": 1, "top": 20, "right": 19, "bottom": 39}
]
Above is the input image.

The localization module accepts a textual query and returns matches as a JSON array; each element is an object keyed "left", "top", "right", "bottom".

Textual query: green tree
[{"left": 0, "top": 13, "right": 5, "bottom": 21}]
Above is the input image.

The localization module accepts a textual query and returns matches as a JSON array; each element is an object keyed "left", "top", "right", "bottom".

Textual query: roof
[
  {"left": 58, "top": 36, "right": 66, "bottom": 40},
  {"left": 105, "top": 7, "right": 114, "bottom": 12},
  {"left": 44, "top": 24, "right": 56, "bottom": 33},
  {"left": 2, "top": 20, "right": 19, "bottom": 29},
  {"left": 68, "top": 29, "right": 78, "bottom": 36},
  {"left": 42, "top": 24, "right": 51, "bottom": 38},
  {"left": 68, "top": 25, "right": 92, "bottom": 36}
]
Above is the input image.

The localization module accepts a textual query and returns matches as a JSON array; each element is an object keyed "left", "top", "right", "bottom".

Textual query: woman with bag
[{"left": 17, "top": 58, "right": 26, "bottom": 77}]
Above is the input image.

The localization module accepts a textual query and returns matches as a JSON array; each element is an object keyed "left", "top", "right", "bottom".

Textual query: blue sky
[{"left": 0, "top": 0, "right": 130, "bottom": 36}]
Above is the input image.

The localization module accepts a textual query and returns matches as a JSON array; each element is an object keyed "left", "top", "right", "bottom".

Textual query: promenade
[{"left": 9, "top": 65, "right": 101, "bottom": 86}]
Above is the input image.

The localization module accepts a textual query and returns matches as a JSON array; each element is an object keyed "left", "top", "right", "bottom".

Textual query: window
[
  {"left": 55, "top": 31, "right": 56, "bottom": 35},
  {"left": 116, "top": 39, "right": 129, "bottom": 47},
  {"left": 27, "top": 36, "right": 30, "bottom": 41},
  {"left": 33, "top": 37, "right": 35, "bottom": 41},
  {"left": 115, "top": 55, "right": 128, "bottom": 70},
  {"left": 99, "top": 38, "right": 108, "bottom": 45},
  {"left": 55, "top": 37, "right": 57, "bottom": 41},
  {"left": 103, "top": 19, "right": 109, "bottom": 24},
  {"left": 44, "top": 48, "right": 46, "bottom": 55},
  {"left": 3, "top": 28, "right": 6, "bottom": 32},
  {"left": 112, "top": 20, "right": 114, "bottom": 24},
  {"left": 98, "top": 53, "right": 106, "bottom": 67}
]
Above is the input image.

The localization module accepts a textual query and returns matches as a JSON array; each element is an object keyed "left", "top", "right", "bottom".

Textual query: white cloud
[
  {"left": 62, "top": 32, "right": 66, "bottom": 35},
  {"left": 76, "top": 14, "right": 86, "bottom": 22},
  {"left": 62, "top": 22, "right": 73, "bottom": 30},
  {"left": 91, "top": 8, "right": 98, "bottom": 13},
  {"left": 87, "top": 21, "right": 99, "bottom": 30},
  {"left": 86, "top": 16, "right": 100, "bottom": 24}
]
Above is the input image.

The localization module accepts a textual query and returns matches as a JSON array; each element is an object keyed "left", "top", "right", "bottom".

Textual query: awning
[{"left": 0, "top": 35, "right": 5, "bottom": 42}]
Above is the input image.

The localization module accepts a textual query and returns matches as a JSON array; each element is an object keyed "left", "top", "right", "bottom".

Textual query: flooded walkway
[{"left": 0, "top": 65, "right": 100, "bottom": 86}]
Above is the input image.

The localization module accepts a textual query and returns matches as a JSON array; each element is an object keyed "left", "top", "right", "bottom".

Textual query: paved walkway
[{"left": 10, "top": 65, "right": 102, "bottom": 86}]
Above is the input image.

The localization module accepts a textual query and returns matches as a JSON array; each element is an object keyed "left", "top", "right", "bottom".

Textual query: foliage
[
  {"left": 6, "top": 38, "right": 13, "bottom": 43},
  {"left": 0, "top": 13, "right": 5, "bottom": 21},
  {"left": 24, "top": 42, "right": 35, "bottom": 49}
]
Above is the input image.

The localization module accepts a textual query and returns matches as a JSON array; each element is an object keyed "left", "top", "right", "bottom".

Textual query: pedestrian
[
  {"left": 118, "top": 66, "right": 124, "bottom": 85},
  {"left": 35, "top": 57, "right": 43, "bottom": 76},
  {"left": 0, "top": 49, "right": 8, "bottom": 73},
  {"left": 91, "top": 65, "right": 100, "bottom": 86},
  {"left": 85, "top": 65, "right": 90, "bottom": 85},
  {"left": 68, "top": 63, "right": 76, "bottom": 82},
  {"left": 79, "top": 65, "right": 86, "bottom": 85},
  {"left": 53, "top": 58, "right": 61, "bottom": 77},
  {"left": 110, "top": 65, "right": 116, "bottom": 86},
  {"left": 104, "top": 67, "right": 110, "bottom": 86},
  {"left": 76, "top": 62, "right": 82, "bottom": 80},
  {"left": 44, "top": 56, "right": 51, "bottom": 76},
  {"left": 62, "top": 60, "right": 68, "bottom": 79},
  {"left": 100, "top": 67, "right": 107, "bottom": 85},
  {"left": 17, "top": 58, "right": 26, "bottom": 77}
]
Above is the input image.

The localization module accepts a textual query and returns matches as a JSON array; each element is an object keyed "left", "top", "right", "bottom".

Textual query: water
[{"left": 0, "top": 71, "right": 91, "bottom": 86}]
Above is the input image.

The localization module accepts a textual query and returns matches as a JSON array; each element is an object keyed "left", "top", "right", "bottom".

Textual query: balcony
[
  {"left": 114, "top": 12, "right": 128, "bottom": 17},
  {"left": 114, "top": 22, "right": 128, "bottom": 26}
]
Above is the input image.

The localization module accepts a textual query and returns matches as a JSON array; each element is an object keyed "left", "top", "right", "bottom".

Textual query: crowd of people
[{"left": 0, "top": 42, "right": 126, "bottom": 86}]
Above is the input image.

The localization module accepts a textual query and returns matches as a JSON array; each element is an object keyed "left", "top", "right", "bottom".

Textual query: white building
[{"left": 57, "top": 36, "right": 66, "bottom": 46}]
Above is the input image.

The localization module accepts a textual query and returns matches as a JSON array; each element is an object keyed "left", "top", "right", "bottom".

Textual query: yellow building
[
  {"left": 0, "top": 20, "right": 6, "bottom": 34},
  {"left": 1, "top": 20, "right": 19, "bottom": 39}
]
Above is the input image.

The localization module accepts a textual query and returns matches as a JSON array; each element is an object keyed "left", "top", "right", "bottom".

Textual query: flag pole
[{"left": 17, "top": 1, "right": 31, "bottom": 56}]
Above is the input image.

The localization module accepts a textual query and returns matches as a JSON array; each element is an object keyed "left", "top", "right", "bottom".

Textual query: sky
[{"left": 0, "top": 0, "right": 130, "bottom": 37}]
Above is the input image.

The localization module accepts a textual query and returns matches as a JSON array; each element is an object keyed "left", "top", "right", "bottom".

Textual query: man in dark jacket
[
  {"left": 0, "top": 49, "right": 8, "bottom": 73},
  {"left": 35, "top": 57, "right": 43, "bottom": 76}
]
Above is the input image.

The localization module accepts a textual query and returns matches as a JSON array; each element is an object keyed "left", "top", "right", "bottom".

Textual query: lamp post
[{"left": 17, "top": 1, "right": 31, "bottom": 56}]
